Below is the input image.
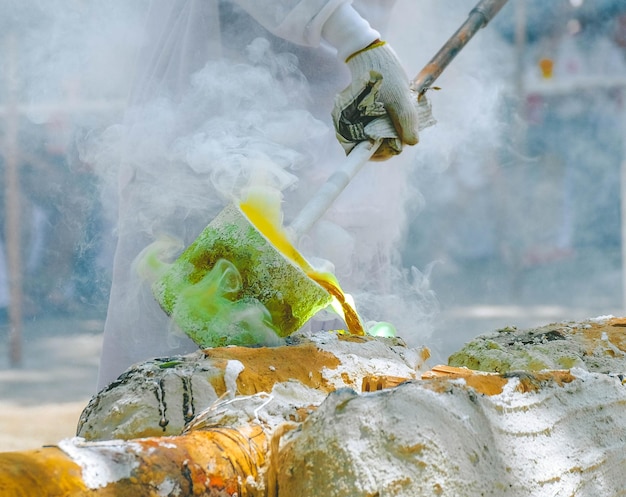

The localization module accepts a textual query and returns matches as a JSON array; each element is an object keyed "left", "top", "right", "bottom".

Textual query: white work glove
[
  {"left": 333, "top": 40, "right": 422, "bottom": 160},
  {"left": 322, "top": 4, "right": 430, "bottom": 160}
]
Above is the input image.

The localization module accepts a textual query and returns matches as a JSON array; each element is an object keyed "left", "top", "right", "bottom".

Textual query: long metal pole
[{"left": 411, "top": 0, "right": 510, "bottom": 95}]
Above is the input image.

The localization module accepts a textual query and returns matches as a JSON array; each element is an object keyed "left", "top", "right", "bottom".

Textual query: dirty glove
[
  {"left": 334, "top": 42, "right": 437, "bottom": 160},
  {"left": 322, "top": 5, "right": 428, "bottom": 160},
  {"left": 341, "top": 41, "right": 420, "bottom": 158}
]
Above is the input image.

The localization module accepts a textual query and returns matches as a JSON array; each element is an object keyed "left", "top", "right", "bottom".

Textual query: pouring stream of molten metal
[{"left": 239, "top": 196, "right": 365, "bottom": 336}]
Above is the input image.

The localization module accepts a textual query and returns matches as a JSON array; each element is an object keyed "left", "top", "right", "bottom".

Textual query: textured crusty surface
[
  {"left": 276, "top": 369, "right": 626, "bottom": 497},
  {"left": 449, "top": 315, "right": 626, "bottom": 374},
  {"left": 72, "top": 318, "right": 626, "bottom": 496},
  {"left": 77, "top": 332, "right": 428, "bottom": 440}
]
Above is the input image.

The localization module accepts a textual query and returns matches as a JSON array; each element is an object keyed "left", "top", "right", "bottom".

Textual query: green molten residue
[
  {"left": 151, "top": 204, "right": 332, "bottom": 347},
  {"left": 134, "top": 235, "right": 183, "bottom": 282},
  {"left": 449, "top": 338, "right": 574, "bottom": 374},
  {"left": 137, "top": 230, "right": 293, "bottom": 348},
  {"left": 448, "top": 350, "right": 512, "bottom": 374},
  {"left": 367, "top": 321, "right": 397, "bottom": 338},
  {"left": 158, "top": 360, "right": 183, "bottom": 369},
  {"left": 557, "top": 356, "right": 579, "bottom": 369},
  {"left": 170, "top": 258, "right": 282, "bottom": 348}
]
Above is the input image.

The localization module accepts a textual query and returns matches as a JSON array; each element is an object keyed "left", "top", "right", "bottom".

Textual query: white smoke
[
  {"left": 6, "top": 0, "right": 520, "bottom": 367},
  {"left": 5, "top": 0, "right": 145, "bottom": 124},
  {"left": 86, "top": 36, "right": 330, "bottom": 244}
]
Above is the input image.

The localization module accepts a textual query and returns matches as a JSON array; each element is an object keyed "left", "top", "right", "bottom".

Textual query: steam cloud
[{"left": 6, "top": 0, "right": 518, "bottom": 363}]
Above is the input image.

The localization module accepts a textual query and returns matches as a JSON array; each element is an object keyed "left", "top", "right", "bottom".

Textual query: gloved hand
[
  {"left": 323, "top": 4, "right": 432, "bottom": 160},
  {"left": 336, "top": 40, "right": 420, "bottom": 160}
]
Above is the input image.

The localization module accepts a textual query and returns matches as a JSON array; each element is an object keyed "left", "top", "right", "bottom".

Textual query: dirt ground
[
  {"left": 0, "top": 400, "right": 91, "bottom": 451},
  {"left": 0, "top": 316, "right": 102, "bottom": 452}
]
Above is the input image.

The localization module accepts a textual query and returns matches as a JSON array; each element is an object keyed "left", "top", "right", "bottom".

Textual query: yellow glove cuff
[{"left": 346, "top": 40, "right": 386, "bottom": 63}]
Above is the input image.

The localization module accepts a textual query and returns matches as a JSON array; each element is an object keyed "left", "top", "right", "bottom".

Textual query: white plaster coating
[
  {"left": 277, "top": 371, "right": 626, "bottom": 496},
  {"left": 224, "top": 359, "right": 245, "bottom": 397},
  {"left": 58, "top": 437, "right": 141, "bottom": 489},
  {"left": 78, "top": 333, "right": 427, "bottom": 441},
  {"left": 589, "top": 314, "right": 614, "bottom": 323},
  {"left": 77, "top": 351, "right": 222, "bottom": 440},
  {"left": 312, "top": 332, "right": 426, "bottom": 389},
  {"left": 157, "top": 478, "right": 181, "bottom": 497}
]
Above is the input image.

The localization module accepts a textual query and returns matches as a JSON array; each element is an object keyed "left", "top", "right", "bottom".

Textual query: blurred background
[
  {"left": 395, "top": 0, "right": 626, "bottom": 359},
  {"left": 1, "top": 0, "right": 626, "bottom": 448}
]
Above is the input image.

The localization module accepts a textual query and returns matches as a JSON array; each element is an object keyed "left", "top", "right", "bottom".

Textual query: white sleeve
[{"left": 231, "top": 0, "right": 378, "bottom": 52}]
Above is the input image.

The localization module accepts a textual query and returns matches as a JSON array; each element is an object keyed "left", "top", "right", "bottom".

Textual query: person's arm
[
  {"left": 230, "top": 0, "right": 354, "bottom": 47},
  {"left": 323, "top": 3, "right": 420, "bottom": 158},
  {"left": 232, "top": 0, "right": 419, "bottom": 158}
]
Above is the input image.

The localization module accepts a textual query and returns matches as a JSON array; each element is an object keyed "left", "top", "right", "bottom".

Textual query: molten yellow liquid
[{"left": 239, "top": 198, "right": 364, "bottom": 336}]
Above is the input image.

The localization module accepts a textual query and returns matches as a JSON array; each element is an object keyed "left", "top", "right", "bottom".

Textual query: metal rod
[
  {"left": 288, "top": 139, "right": 381, "bottom": 240},
  {"left": 411, "top": 0, "right": 509, "bottom": 95}
]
